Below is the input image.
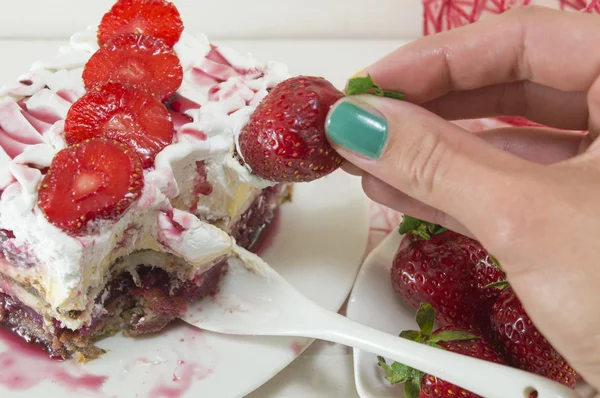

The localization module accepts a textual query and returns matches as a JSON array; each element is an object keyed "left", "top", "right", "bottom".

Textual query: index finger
[{"left": 365, "top": 6, "right": 600, "bottom": 104}]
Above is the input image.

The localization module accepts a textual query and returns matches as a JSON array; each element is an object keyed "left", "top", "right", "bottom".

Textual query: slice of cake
[{"left": 0, "top": 0, "right": 344, "bottom": 361}]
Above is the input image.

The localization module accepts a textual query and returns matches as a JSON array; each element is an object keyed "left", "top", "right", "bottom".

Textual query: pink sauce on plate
[{"left": 0, "top": 327, "right": 107, "bottom": 392}]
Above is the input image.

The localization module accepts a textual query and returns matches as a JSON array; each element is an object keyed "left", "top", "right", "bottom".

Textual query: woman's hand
[{"left": 325, "top": 5, "right": 600, "bottom": 389}]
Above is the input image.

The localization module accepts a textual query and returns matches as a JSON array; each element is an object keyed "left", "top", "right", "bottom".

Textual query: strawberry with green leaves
[
  {"left": 391, "top": 216, "right": 505, "bottom": 336},
  {"left": 378, "top": 303, "right": 507, "bottom": 398},
  {"left": 237, "top": 75, "right": 404, "bottom": 183}
]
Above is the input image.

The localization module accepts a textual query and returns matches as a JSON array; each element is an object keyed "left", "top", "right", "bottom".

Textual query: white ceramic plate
[
  {"left": 0, "top": 170, "right": 369, "bottom": 398},
  {"left": 347, "top": 230, "right": 598, "bottom": 398}
]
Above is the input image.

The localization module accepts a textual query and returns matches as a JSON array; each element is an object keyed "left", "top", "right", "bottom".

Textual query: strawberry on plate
[
  {"left": 490, "top": 286, "right": 578, "bottom": 388},
  {"left": 83, "top": 33, "right": 183, "bottom": 102},
  {"left": 391, "top": 216, "right": 505, "bottom": 336},
  {"left": 97, "top": 0, "right": 183, "bottom": 47},
  {"left": 38, "top": 138, "right": 144, "bottom": 234},
  {"left": 238, "top": 76, "right": 346, "bottom": 183},
  {"left": 378, "top": 303, "right": 507, "bottom": 398},
  {"left": 64, "top": 82, "right": 174, "bottom": 168}
]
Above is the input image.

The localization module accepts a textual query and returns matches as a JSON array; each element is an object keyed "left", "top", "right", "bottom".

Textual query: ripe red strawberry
[
  {"left": 83, "top": 33, "right": 183, "bottom": 102},
  {"left": 97, "top": 0, "right": 183, "bottom": 47},
  {"left": 64, "top": 82, "right": 174, "bottom": 168},
  {"left": 490, "top": 287, "right": 578, "bottom": 388},
  {"left": 378, "top": 303, "right": 507, "bottom": 398},
  {"left": 391, "top": 216, "right": 505, "bottom": 336},
  {"left": 238, "top": 76, "right": 346, "bottom": 183},
  {"left": 38, "top": 138, "right": 144, "bottom": 233}
]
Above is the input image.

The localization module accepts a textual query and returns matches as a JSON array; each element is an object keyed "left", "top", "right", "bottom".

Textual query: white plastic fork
[{"left": 181, "top": 248, "right": 580, "bottom": 398}]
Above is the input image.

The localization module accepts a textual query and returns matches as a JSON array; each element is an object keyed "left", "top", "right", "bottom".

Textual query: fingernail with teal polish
[{"left": 326, "top": 101, "right": 388, "bottom": 159}]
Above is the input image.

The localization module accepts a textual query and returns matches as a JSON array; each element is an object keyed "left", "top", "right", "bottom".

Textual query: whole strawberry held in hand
[
  {"left": 237, "top": 75, "right": 404, "bottom": 183},
  {"left": 378, "top": 303, "right": 507, "bottom": 398},
  {"left": 237, "top": 76, "right": 346, "bottom": 183},
  {"left": 390, "top": 216, "right": 505, "bottom": 335}
]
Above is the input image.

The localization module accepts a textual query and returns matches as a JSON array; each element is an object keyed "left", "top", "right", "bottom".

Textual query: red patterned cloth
[{"left": 423, "top": 0, "right": 600, "bottom": 35}]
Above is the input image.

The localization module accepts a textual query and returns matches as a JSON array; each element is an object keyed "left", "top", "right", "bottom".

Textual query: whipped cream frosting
[{"left": 0, "top": 26, "right": 289, "bottom": 329}]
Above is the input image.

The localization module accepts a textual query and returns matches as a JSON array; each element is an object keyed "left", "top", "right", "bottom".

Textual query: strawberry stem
[
  {"left": 346, "top": 75, "right": 405, "bottom": 100},
  {"left": 398, "top": 215, "right": 448, "bottom": 240},
  {"left": 377, "top": 302, "right": 481, "bottom": 393},
  {"left": 485, "top": 280, "right": 511, "bottom": 290},
  {"left": 489, "top": 255, "right": 504, "bottom": 271},
  {"left": 377, "top": 356, "right": 424, "bottom": 398},
  {"left": 416, "top": 302, "right": 435, "bottom": 336}
]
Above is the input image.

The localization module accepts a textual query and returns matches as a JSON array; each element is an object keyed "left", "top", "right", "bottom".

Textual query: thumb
[{"left": 325, "top": 95, "right": 536, "bottom": 234}]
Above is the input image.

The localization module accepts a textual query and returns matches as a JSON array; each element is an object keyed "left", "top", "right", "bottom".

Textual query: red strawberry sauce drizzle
[
  {"left": 0, "top": 326, "right": 107, "bottom": 392},
  {"left": 148, "top": 360, "right": 212, "bottom": 398},
  {"left": 289, "top": 340, "right": 304, "bottom": 356},
  {"left": 189, "top": 161, "right": 213, "bottom": 214},
  {"left": 190, "top": 45, "right": 262, "bottom": 90},
  {"left": 0, "top": 101, "right": 46, "bottom": 160}
]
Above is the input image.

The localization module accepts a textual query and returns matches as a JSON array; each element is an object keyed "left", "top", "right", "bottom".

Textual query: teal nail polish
[{"left": 326, "top": 101, "right": 388, "bottom": 159}]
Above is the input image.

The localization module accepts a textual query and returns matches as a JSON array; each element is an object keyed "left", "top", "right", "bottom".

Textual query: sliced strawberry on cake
[
  {"left": 83, "top": 33, "right": 183, "bottom": 101},
  {"left": 64, "top": 82, "right": 174, "bottom": 168},
  {"left": 38, "top": 138, "right": 144, "bottom": 233},
  {"left": 97, "top": 0, "right": 183, "bottom": 47}
]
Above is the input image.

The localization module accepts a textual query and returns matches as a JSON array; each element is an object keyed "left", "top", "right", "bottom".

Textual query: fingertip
[
  {"left": 325, "top": 96, "right": 389, "bottom": 161},
  {"left": 340, "top": 161, "right": 364, "bottom": 176}
]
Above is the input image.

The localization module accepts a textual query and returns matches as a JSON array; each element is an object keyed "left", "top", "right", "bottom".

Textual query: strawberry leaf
[
  {"left": 416, "top": 303, "right": 435, "bottom": 336},
  {"left": 428, "top": 330, "right": 479, "bottom": 344},
  {"left": 398, "top": 215, "right": 423, "bottom": 236},
  {"left": 404, "top": 377, "right": 422, "bottom": 398},
  {"left": 399, "top": 330, "right": 422, "bottom": 342},
  {"left": 377, "top": 356, "right": 412, "bottom": 384},
  {"left": 485, "top": 280, "right": 510, "bottom": 290},
  {"left": 346, "top": 75, "right": 405, "bottom": 100},
  {"left": 399, "top": 215, "right": 448, "bottom": 240},
  {"left": 426, "top": 342, "right": 444, "bottom": 350},
  {"left": 489, "top": 255, "right": 504, "bottom": 271},
  {"left": 346, "top": 75, "right": 379, "bottom": 96},
  {"left": 382, "top": 90, "right": 406, "bottom": 100}
]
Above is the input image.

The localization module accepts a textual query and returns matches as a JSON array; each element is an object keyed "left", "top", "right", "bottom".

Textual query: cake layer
[
  {"left": 0, "top": 178, "right": 289, "bottom": 331},
  {"left": 0, "top": 183, "right": 286, "bottom": 360},
  {"left": 0, "top": 260, "right": 228, "bottom": 361},
  {"left": 0, "top": 24, "right": 291, "bottom": 324}
]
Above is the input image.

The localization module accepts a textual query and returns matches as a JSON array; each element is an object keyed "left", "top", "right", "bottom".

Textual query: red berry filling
[
  {"left": 38, "top": 139, "right": 144, "bottom": 233},
  {"left": 64, "top": 83, "right": 174, "bottom": 168},
  {"left": 97, "top": 0, "right": 183, "bottom": 48},
  {"left": 83, "top": 33, "right": 183, "bottom": 102}
]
